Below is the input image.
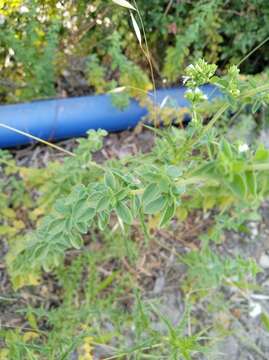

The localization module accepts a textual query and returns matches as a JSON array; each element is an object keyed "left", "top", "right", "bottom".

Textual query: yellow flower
[
  {"left": 0, "top": 0, "right": 22, "bottom": 15},
  {"left": 78, "top": 336, "right": 94, "bottom": 360}
]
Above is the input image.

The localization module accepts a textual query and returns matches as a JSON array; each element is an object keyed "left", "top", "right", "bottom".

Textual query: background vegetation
[
  {"left": 1, "top": 1, "right": 269, "bottom": 359},
  {"left": 0, "top": 0, "right": 269, "bottom": 102}
]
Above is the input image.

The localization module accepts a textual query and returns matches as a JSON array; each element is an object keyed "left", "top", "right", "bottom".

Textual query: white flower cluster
[
  {"left": 238, "top": 143, "right": 249, "bottom": 153},
  {"left": 185, "top": 87, "right": 208, "bottom": 101},
  {"left": 19, "top": 5, "right": 29, "bottom": 14}
]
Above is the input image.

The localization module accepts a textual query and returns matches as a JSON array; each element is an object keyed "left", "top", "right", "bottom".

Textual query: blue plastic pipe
[{"left": 0, "top": 85, "right": 221, "bottom": 148}]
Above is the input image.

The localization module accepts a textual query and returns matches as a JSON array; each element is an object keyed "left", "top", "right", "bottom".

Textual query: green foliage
[
  {"left": 163, "top": 0, "right": 222, "bottom": 82},
  {"left": 4, "top": 61, "right": 268, "bottom": 284},
  {"left": 183, "top": 247, "right": 260, "bottom": 290},
  {"left": 87, "top": 30, "right": 152, "bottom": 107},
  {"left": 0, "top": 60, "right": 268, "bottom": 358},
  {"left": 0, "top": 151, "right": 31, "bottom": 237},
  {"left": 0, "top": 1, "right": 60, "bottom": 101},
  {"left": 1, "top": 232, "right": 212, "bottom": 359},
  {"left": 1, "top": 3, "right": 269, "bottom": 354},
  {"left": 1, "top": 0, "right": 269, "bottom": 102}
]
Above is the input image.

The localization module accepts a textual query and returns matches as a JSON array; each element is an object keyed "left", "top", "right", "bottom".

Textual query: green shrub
[
  {"left": 1, "top": 59, "right": 266, "bottom": 285},
  {"left": 0, "top": 0, "right": 269, "bottom": 102}
]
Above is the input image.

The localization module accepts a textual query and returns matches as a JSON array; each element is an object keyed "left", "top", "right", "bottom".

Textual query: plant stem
[
  {"left": 246, "top": 163, "right": 269, "bottom": 171},
  {"left": 237, "top": 35, "right": 269, "bottom": 67},
  {"left": 130, "top": 175, "right": 219, "bottom": 196},
  {"left": 242, "top": 83, "right": 269, "bottom": 98}
]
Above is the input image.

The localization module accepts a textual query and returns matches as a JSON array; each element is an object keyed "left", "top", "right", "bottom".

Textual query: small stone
[
  {"left": 249, "top": 301, "right": 262, "bottom": 318},
  {"left": 153, "top": 275, "right": 165, "bottom": 294},
  {"left": 259, "top": 253, "right": 269, "bottom": 269}
]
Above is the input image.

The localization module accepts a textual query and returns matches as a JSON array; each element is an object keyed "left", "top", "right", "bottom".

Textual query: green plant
[
  {"left": 1, "top": 2, "right": 269, "bottom": 358},
  {"left": 0, "top": 54, "right": 268, "bottom": 357},
  {"left": 4, "top": 60, "right": 268, "bottom": 284},
  {"left": 0, "top": 1, "right": 60, "bottom": 102},
  {"left": 183, "top": 247, "right": 260, "bottom": 290}
]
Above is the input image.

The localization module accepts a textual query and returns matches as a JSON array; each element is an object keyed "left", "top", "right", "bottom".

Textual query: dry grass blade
[
  {"left": 112, "top": 0, "right": 136, "bottom": 11},
  {"left": 0, "top": 123, "right": 75, "bottom": 157},
  {"left": 109, "top": 85, "right": 153, "bottom": 96},
  {"left": 109, "top": 86, "right": 126, "bottom": 93},
  {"left": 130, "top": 12, "right": 142, "bottom": 46}
]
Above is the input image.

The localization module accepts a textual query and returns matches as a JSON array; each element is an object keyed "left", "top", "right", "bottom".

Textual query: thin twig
[
  {"left": 237, "top": 35, "right": 269, "bottom": 67},
  {"left": 164, "top": 0, "right": 174, "bottom": 16}
]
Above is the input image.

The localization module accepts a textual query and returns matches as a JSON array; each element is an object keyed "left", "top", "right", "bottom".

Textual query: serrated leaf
[
  {"left": 159, "top": 201, "right": 175, "bottom": 228},
  {"left": 112, "top": 0, "right": 136, "bottom": 10},
  {"left": 142, "top": 183, "right": 161, "bottom": 206},
  {"left": 130, "top": 12, "right": 142, "bottom": 46},
  {"left": 144, "top": 196, "right": 166, "bottom": 215},
  {"left": 116, "top": 202, "right": 133, "bottom": 224}
]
